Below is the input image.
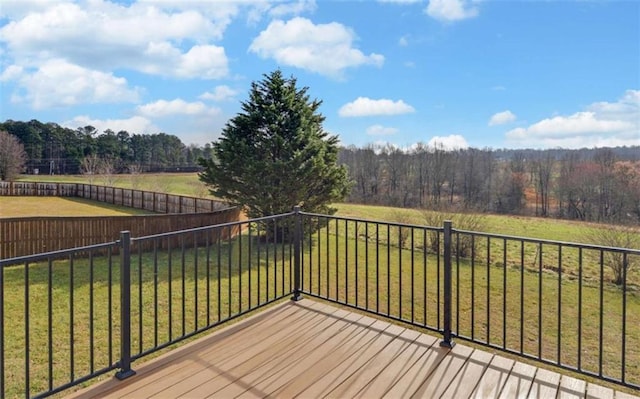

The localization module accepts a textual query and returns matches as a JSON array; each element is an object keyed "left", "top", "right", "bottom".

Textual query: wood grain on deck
[{"left": 66, "top": 299, "right": 640, "bottom": 399}]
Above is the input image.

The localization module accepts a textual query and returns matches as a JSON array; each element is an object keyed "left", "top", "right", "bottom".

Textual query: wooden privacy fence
[
  {"left": 0, "top": 181, "right": 228, "bottom": 213},
  {"left": 0, "top": 208, "right": 243, "bottom": 259},
  {"left": 0, "top": 181, "right": 244, "bottom": 259}
]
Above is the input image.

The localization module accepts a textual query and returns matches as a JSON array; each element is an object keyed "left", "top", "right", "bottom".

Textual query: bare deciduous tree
[
  {"left": 0, "top": 130, "right": 27, "bottom": 181},
  {"left": 583, "top": 226, "right": 640, "bottom": 286}
]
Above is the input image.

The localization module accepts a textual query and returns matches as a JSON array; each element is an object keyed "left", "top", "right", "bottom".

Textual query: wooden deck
[{"left": 67, "top": 299, "right": 639, "bottom": 399}]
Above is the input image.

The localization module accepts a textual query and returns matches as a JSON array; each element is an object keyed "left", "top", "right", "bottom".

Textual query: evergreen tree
[{"left": 198, "top": 70, "right": 351, "bottom": 220}]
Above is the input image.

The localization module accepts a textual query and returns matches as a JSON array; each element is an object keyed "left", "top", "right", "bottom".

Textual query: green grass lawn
[
  {"left": 17, "top": 173, "right": 209, "bottom": 198},
  {"left": 0, "top": 197, "right": 154, "bottom": 218}
]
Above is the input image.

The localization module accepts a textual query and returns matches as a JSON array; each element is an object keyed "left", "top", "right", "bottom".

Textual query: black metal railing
[
  {"left": 0, "top": 213, "right": 296, "bottom": 398},
  {"left": 1, "top": 208, "right": 638, "bottom": 397},
  {"left": 297, "top": 211, "right": 639, "bottom": 390}
]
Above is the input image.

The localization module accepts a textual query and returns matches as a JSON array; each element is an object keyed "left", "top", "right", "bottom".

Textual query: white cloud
[
  {"left": 269, "top": 0, "right": 317, "bottom": 18},
  {"left": 0, "top": 0, "right": 52, "bottom": 19},
  {"left": 489, "top": 110, "right": 517, "bottom": 126},
  {"left": 175, "top": 45, "right": 228, "bottom": 79},
  {"left": 339, "top": 97, "right": 415, "bottom": 117},
  {"left": 0, "top": 65, "right": 24, "bottom": 81},
  {"left": 0, "top": 1, "right": 232, "bottom": 79},
  {"left": 398, "top": 36, "right": 409, "bottom": 47},
  {"left": 199, "top": 85, "right": 239, "bottom": 102},
  {"left": 137, "top": 99, "right": 221, "bottom": 118},
  {"left": 425, "top": 0, "right": 479, "bottom": 22},
  {"left": 505, "top": 90, "right": 640, "bottom": 148},
  {"left": 427, "top": 134, "right": 469, "bottom": 150},
  {"left": 63, "top": 115, "right": 158, "bottom": 135},
  {"left": 15, "top": 59, "right": 140, "bottom": 109},
  {"left": 249, "top": 17, "right": 384, "bottom": 79},
  {"left": 136, "top": 98, "right": 227, "bottom": 145},
  {"left": 366, "top": 125, "right": 399, "bottom": 136}
]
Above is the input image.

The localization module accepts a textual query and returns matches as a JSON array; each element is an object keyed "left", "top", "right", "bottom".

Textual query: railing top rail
[
  {"left": 300, "top": 211, "right": 444, "bottom": 232},
  {"left": 132, "top": 211, "right": 295, "bottom": 242},
  {"left": 453, "top": 227, "right": 640, "bottom": 255},
  {"left": 0, "top": 240, "right": 118, "bottom": 268}
]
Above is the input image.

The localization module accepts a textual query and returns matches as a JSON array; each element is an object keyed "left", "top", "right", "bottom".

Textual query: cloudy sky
[{"left": 1, "top": 0, "right": 638, "bottom": 149}]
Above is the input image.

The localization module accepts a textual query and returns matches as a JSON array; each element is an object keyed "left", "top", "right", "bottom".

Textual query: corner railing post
[
  {"left": 116, "top": 231, "right": 136, "bottom": 380},
  {"left": 292, "top": 206, "right": 303, "bottom": 301},
  {"left": 440, "top": 220, "right": 455, "bottom": 348}
]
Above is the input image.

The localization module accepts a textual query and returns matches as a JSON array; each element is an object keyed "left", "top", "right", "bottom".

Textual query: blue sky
[{"left": 1, "top": 0, "right": 638, "bottom": 150}]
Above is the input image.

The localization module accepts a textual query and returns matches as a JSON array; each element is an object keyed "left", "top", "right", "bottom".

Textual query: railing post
[
  {"left": 292, "top": 206, "right": 303, "bottom": 301},
  {"left": 116, "top": 231, "right": 136, "bottom": 380},
  {"left": 440, "top": 220, "right": 455, "bottom": 348}
]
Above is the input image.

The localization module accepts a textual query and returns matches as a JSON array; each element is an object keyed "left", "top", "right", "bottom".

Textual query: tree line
[
  {"left": 0, "top": 119, "right": 214, "bottom": 175},
  {"left": 339, "top": 143, "right": 640, "bottom": 225},
  {"left": 2, "top": 118, "right": 639, "bottom": 225}
]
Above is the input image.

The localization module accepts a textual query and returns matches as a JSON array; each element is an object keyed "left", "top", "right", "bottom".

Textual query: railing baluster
[
  {"left": 622, "top": 253, "right": 627, "bottom": 384},
  {"left": 153, "top": 240, "right": 158, "bottom": 348},
  {"left": 181, "top": 236, "right": 186, "bottom": 336},
  {"left": 116, "top": 231, "right": 135, "bottom": 380},
  {"left": 471, "top": 235, "right": 475, "bottom": 340},
  {"left": 108, "top": 248, "right": 113, "bottom": 366},
  {"left": 365, "top": 222, "right": 369, "bottom": 310},
  {"left": 411, "top": 228, "right": 415, "bottom": 324},
  {"left": 599, "top": 250, "right": 604, "bottom": 377},
  {"left": 578, "top": 247, "right": 583, "bottom": 371},
  {"left": 48, "top": 258, "right": 53, "bottom": 391},
  {"left": 486, "top": 236, "right": 490, "bottom": 345},
  {"left": 355, "top": 221, "right": 359, "bottom": 308},
  {"left": 25, "top": 261, "right": 30, "bottom": 398},
  {"left": 376, "top": 224, "right": 379, "bottom": 314},
  {"left": 194, "top": 232, "right": 199, "bottom": 331},
  {"left": 502, "top": 238, "right": 507, "bottom": 350},
  {"left": 345, "top": 219, "right": 349, "bottom": 304},
  {"left": 519, "top": 240, "right": 524, "bottom": 355},
  {"left": 90, "top": 252, "right": 95, "bottom": 373},
  {"left": 557, "top": 244, "right": 562, "bottom": 365},
  {"left": 538, "top": 243, "right": 543, "bottom": 360},
  {"left": 69, "top": 255, "right": 74, "bottom": 382},
  {"left": 168, "top": 237, "right": 173, "bottom": 340},
  {"left": 0, "top": 249, "right": 4, "bottom": 398},
  {"left": 387, "top": 224, "right": 391, "bottom": 316},
  {"left": 138, "top": 243, "right": 143, "bottom": 353},
  {"left": 292, "top": 206, "right": 302, "bottom": 301},
  {"left": 399, "top": 226, "right": 402, "bottom": 319},
  {"left": 440, "top": 221, "right": 454, "bottom": 348}
]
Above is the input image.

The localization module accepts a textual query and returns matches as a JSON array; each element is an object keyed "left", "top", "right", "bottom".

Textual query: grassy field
[
  {"left": 0, "top": 197, "right": 154, "bottom": 218},
  {"left": 18, "top": 173, "right": 209, "bottom": 198}
]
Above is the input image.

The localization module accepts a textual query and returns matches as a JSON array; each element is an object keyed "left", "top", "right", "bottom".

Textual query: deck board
[{"left": 65, "top": 299, "right": 640, "bottom": 399}]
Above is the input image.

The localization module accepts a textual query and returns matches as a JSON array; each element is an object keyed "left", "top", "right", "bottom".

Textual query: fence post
[
  {"left": 116, "top": 231, "right": 136, "bottom": 380},
  {"left": 292, "top": 206, "right": 303, "bottom": 301},
  {"left": 440, "top": 220, "right": 455, "bottom": 348}
]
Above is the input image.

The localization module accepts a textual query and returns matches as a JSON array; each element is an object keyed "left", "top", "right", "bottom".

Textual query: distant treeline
[
  {"left": 3, "top": 119, "right": 639, "bottom": 224},
  {"left": 339, "top": 143, "right": 640, "bottom": 224},
  {"left": 0, "top": 119, "right": 214, "bottom": 174}
]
